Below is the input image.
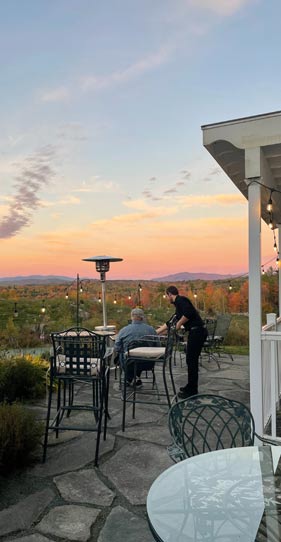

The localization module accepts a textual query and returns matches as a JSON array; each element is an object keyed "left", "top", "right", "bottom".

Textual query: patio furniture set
[{"left": 42, "top": 318, "right": 279, "bottom": 542}]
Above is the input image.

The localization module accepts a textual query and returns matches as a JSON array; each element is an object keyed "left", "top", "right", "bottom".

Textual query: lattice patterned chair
[
  {"left": 168, "top": 394, "right": 278, "bottom": 463},
  {"left": 43, "top": 327, "right": 110, "bottom": 466}
]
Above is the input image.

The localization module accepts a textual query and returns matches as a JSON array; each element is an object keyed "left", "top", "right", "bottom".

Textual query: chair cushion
[
  {"left": 127, "top": 346, "right": 165, "bottom": 359},
  {"left": 56, "top": 354, "right": 100, "bottom": 375}
]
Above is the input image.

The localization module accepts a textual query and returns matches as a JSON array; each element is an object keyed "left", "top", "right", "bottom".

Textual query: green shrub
[
  {"left": 0, "top": 403, "right": 44, "bottom": 471},
  {"left": 226, "top": 317, "right": 249, "bottom": 346},
  {"left": 0, "top": 356, "right": 47, "bottom": 403}
]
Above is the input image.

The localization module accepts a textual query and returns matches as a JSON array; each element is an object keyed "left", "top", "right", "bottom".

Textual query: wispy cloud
[
  {"left": 188, "top": 0, "right": 253, "bottom": 16},
  {"left": 73, "top": 178, "right": 120, "bottom": 193},
  {"left": 180, "top": 170, "right": 191, "bottom": 180},
  {"left": 41, "top": 86, "right": 70, "bottom": 103},
  {"left": 163, "top": 188, "right": 178, "bottom": 195},
  {"left": 0, "top": 146, "right": 56, "bottom": 239},
  {"left": 177, "top": 193, "right": 245, "bottom": 207},
  {"left": 57, "top": 123, "right": 88, "bottom": 141},
  {"left": 81, "top": 46, "right": 174, "bottom": 92}
]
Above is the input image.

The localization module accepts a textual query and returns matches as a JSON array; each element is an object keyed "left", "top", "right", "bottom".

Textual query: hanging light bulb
[
  {"left": 13, "top": 302, "right": 18, "bottom": 318},
  {"left": 193, "top": 290, "right": 197, "bottom": 299},
  {"left": 269, "top": 215, "right": 274, "bottom": 229},
  {"left": 267, "top": 192, "right": 273, "bottom": 212},
  {"left": 274, "top": 241, "right": 277, "bottom": 252},
  {"left": 65, "top": 291, "right": 69, "bottom": 299},
  {"left": 128, "top": 293, "right": 131, "bottom": 300},
  {"left": 113, "top": 294, "right": 117, "bottom": 304},
  {"left": 98, "top": 293, "right": 102, "bottom": 303},
  {"left": 80, "top": 285, "right": 83, "bottom": 293},
  {"left": 262, "top": 267, "right": 265, "bottom": 275},
  {"left": 41, "top": 300, "right": 46, "bottom": 314},
  {"left": 228, "top": 283, "right": 233, "bottom": 291}
]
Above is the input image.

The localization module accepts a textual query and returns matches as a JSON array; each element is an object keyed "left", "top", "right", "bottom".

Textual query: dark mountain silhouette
[
  {"left": 152, "top": 271, "right": 237, "bottom": 282},
  {"left": 0, "top": 275, "right": 89, "bottom": 285},
  {"left": 0, "top": 271, "right": 240, "bottom": 285}
]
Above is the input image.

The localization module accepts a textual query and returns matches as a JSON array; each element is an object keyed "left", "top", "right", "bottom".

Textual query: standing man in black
[{"left": 156, "top": 285, "right": 207, "bottom": 399}]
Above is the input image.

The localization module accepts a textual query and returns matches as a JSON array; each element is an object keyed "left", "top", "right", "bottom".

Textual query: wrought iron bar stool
[
  {"left": 120, "top": 328, "right": 177, "bottom": 431},
  {"left": 43, "top": 327, "right": 110, "bottom": 466}
]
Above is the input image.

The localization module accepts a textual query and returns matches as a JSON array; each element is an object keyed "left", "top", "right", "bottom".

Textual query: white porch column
[{"left": 248, "top": 179, "right": 263, "bottom": 433}]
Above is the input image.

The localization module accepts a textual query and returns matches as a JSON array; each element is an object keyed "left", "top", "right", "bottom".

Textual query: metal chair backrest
[
  {"left": 51, "top": 327, "right": 105, "bottom": 377},
  {"left": 169, "top": 394, "right": 255, "bottom": 459},
  {"left": 204, "top": 318, "right": 217, "bottom": 342},
  {"left": 214, "top": 314, "right": 232, "bottom": 341}
]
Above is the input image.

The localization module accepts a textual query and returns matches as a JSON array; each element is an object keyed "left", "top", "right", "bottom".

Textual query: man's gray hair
[{"left": 131, "top": 308, "right": 145, "bottom": 319}]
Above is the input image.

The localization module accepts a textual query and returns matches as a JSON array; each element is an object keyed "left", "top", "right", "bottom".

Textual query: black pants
[
  {"left": 185, "top": 327, "right": 208, "bottom": 394},
  {"left": 126, "top": 360, "right": 155, "bottom": 381}
]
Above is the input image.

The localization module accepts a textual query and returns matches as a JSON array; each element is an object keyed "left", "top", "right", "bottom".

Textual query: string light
[
  {"left": 228, "top": 283, "right": 233, "bottom": 291},
  {"left": 41, "top": 300, "right": 46, "bottom": 314},
  {"left": 98, "top": 293, "right": 102, "bottom": 303},
  {"left": 113, "top": 294, "right": 117, "bottom": 304},
  {"left": 13, "top": 302, "right": 18, "bottom": 318},
  {"left": 269, "top": 214, "right": 274, "bottom": 229},
  {"left": 266, "top": 190, "right": 273, "bottom": 212}
]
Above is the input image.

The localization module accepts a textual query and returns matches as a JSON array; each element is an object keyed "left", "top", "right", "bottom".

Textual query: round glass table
[{"left": 147, "top": 445, "right": 281, "bottom": 542}]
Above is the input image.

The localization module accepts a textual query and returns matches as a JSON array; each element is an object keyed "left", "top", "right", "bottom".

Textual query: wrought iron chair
[
  {"left": 168, "top": 394, "right": 278, "bottom": 463},
  {"left": 213, "top": 313, "right": 233, "bottom": 361},
  {"left": 43, "top": 327, "right": 110, "bottom": 466},
  {"left": 120, "top": 328, "right": 177, "bottom": 431},
  {"left": 200, "top": 318, "right": 219, "bottom": 367}
]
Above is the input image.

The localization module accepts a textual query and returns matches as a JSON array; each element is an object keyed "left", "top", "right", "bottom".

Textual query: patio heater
[{"left": 82, "top": 255, "right": 123, "bottom": 329}]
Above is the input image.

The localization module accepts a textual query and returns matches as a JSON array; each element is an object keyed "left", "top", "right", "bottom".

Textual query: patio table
[{"left": 147, "top": 445, "right": 281, "bottom": 541}]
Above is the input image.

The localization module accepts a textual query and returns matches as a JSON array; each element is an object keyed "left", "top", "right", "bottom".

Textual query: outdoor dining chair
[
  {"left": 213, "top": 313, "right": 233, "bottom": 361},
  {"left": 43, "top": 326, "right": 110, "bottom": 467},
  {"left": 167, "top": 393, "right": 278, "bottom": 463},
  {"left": 120, "top": 328, "right": 177, "bottom": 431},
  {"left": 200, "top": 318, "right": 219, "bottom": 367}
]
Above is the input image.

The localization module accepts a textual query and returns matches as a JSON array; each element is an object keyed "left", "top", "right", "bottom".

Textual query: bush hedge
[
  {"left": 0, "top": 356, "right": 47, "bottom": 403},
  {"left": 0, "top": 402, "right": 44, "bottom": 471}
]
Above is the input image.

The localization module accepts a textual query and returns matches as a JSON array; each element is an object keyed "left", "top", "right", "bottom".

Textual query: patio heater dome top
[
  {"left": 82, "top": 255, "right": 123, "bottom": 263},
  {"left": 82, "top": 255, "right": 123, "bottom": 276}
]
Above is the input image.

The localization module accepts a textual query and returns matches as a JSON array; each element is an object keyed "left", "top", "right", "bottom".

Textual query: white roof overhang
[{"left": 202, "top": 110, "right": 281, "bottom": 226}]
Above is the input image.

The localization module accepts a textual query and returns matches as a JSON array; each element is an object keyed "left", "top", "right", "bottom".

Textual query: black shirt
[{"left": 168, "top": 295, "right": 204, "bottom": 331}]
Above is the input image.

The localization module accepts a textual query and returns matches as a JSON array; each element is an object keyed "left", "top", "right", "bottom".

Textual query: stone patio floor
[{"left": 0, "top": 352, "right": 249, "bottom": 542}]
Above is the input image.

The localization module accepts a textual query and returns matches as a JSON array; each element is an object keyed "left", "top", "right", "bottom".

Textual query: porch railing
[{"left": 261, "top": 313, "right": 281, "bottom": 438}]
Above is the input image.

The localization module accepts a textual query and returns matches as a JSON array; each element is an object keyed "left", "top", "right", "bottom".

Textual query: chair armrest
[
  {"left": 167, "top": 443, "right": 186, "bottom": 463},
  {"left": 254, "top": 433, "right": 281, "bottom": 446}
]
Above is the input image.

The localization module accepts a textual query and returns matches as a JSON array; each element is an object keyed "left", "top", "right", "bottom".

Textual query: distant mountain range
[
  {"left": 0, "top": 272, "right": 239, "bottom": 285},
  {"left": 0, "top": 275, "right": 82, "bottom": 285},
  {"left": 152, "top": 272, "right": 237, "bottom": 282}
]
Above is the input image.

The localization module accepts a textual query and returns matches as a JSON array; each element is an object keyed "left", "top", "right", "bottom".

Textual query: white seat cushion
[
  {"left": 56, "top": 354, "right": 100, "bottom": 375},
  {"left": 128, "top": 346, "right": 165, "bottom": 359}
]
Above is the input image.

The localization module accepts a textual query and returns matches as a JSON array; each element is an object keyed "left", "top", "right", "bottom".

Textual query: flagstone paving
[{"left": 0, "top": 354, "right": 249, "bottom": 541}]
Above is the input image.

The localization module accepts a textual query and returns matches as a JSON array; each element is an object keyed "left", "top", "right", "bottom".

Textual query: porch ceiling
[{"left": 202, "top": 110, "right": 281, "bottom": 226}]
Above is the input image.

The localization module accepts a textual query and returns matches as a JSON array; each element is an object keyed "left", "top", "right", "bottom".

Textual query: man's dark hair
[{"left": 166, "top": 285, "right": 179, "bottom": 296}]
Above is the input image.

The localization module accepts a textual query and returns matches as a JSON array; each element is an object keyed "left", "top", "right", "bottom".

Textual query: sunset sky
[{"left": 0, "top": 0, "right": 280, "bottom": 280}]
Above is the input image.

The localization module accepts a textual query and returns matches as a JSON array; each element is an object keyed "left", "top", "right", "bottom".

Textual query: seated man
[{"left": 114, "top": 307, "right": 158, "bottom": 388}]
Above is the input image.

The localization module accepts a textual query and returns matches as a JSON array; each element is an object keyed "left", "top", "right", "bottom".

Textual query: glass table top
[{"left": 147, "top": 446, "right": 281, "bottom": 542}]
